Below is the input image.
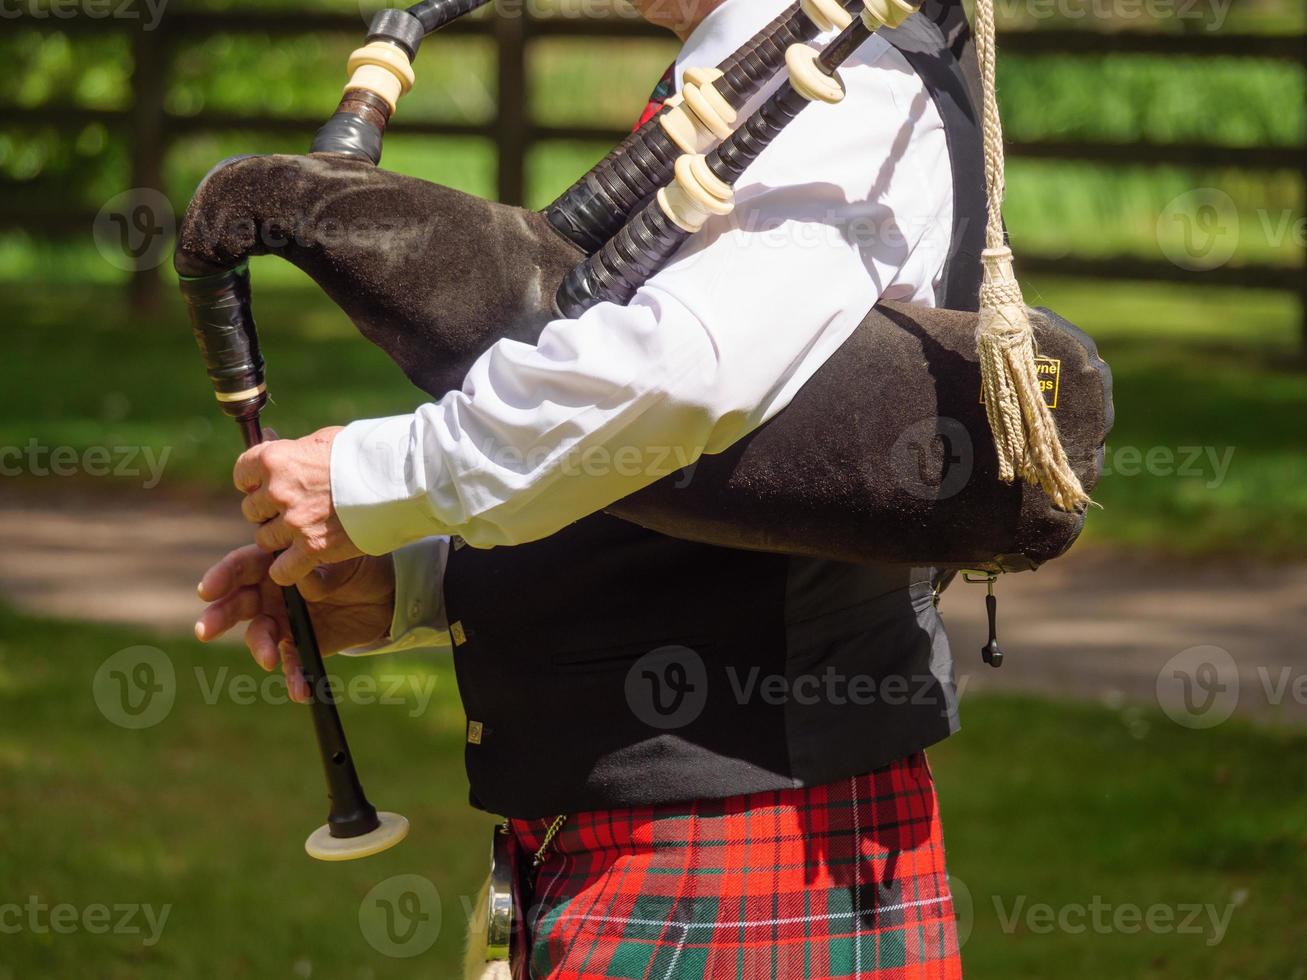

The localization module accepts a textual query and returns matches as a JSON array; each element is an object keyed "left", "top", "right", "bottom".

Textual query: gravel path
[{"left": 2, "top": 492, "right": 1301, "bottom": 726}]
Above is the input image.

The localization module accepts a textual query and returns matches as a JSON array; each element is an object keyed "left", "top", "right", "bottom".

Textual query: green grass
[
  {"left": 999, "top": 55, "right": 1304, "bottom": 148},
  {"left": 0, "top": 605, "right": 1303, "bottom": 978},
  {"left": 1020, "top": 277, "right": 1307, "bottom": 558},
  {"left": 930, "top": 693, "right": 1307, "bottom": 980},
  {"left": 1004, "top": 161, "right": 1304, "bottom": 269},
  {"left": 0, "top": 606, "right": 491, "bottom": 980}
]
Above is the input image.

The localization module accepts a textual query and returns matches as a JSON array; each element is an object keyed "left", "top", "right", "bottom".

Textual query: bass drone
[{"left": 175, "top": 0, "right": 1113, "bottom": 862}]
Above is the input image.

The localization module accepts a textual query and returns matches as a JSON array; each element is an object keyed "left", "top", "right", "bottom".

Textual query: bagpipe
[{"left": 174, "top": 0, "right": 1113, "bottom": 862}]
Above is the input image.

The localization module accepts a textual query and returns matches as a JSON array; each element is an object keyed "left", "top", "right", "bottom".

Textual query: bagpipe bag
[{"left": 177, "top": 150, "right": 1111, "bottom": 572}]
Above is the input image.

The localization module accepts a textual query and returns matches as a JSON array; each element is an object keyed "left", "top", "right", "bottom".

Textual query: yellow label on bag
[{"left": 980, "top": 357, "right": 1061, "bottom": 410}]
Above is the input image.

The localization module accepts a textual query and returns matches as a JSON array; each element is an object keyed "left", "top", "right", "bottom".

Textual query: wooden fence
[{"left": 4, "top": 9, "right": 1305, "bottom": 335}]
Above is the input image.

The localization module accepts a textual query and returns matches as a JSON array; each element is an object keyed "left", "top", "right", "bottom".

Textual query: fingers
[
  {"left": 241, "top": 488, "right": 279, "bottom": 526},
  {"left": 244, "top": 615, "right": 282, "bottom": 672},
  {"left": 296, "top": 558, "right": 361, "bottom": 602},
  {"left": 254, "top": 516, "right": 294, "bottom": 554},
  {"left": 194, "top": 586, "right": 263, "bottom": 642},
  {"left": 269, "top": 541, "right": 320, "bottom": 588},
  {"left": 279, "top": 640, "right": 310, "bottom": 704},
  {"left": 196, "top": 517, "right": 311, "bottom": 704},
  {"left": 197, "top": 544, "right": 274, "bottom": 604},
  {"left": 233, "top": 444, "right": 267, "bottom": 494},
  {"left": 257, "top": 573, "right": 292, "bottom": 646},
  {"left": 232, "top": 429, "right": 280, "bottom": 494},
  {"left": 248, "top": 579, "right": 305, "bottom": 703},
  {"left": 244, "top": 612, "right": 308, "bottom": 704}
]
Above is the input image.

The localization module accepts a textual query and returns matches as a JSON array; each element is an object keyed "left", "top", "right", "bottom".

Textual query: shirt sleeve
[
  {"left": 338, "top": 536, "right": 453, "bottom": 656},
  {"left": 330, "top": 38, "right": 953, "bottom": 556}
]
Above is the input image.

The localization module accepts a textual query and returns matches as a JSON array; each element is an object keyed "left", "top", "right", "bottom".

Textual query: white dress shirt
[{"left": 334, "top": 0, "right": 954, "bottom": 653}]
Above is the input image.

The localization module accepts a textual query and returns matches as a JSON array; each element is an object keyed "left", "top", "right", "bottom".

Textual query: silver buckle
[{"left": 485, "top": 824, "right": 515, "bottom": 962}]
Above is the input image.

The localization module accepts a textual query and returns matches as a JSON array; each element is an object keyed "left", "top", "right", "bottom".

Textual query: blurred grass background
[
  {"left": 1, "top": 606, "right": 1304, "bottom": 979},
  {"left": 2, "top": 1, "right": 1306, "bottom": 977}
]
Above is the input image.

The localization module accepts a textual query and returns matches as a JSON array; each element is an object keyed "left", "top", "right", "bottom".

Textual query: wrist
[{"left": 331, "top": 415, "right": 449, "bottom": 555}]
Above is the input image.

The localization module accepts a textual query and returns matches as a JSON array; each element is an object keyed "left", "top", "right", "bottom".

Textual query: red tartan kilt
[{"left": 510, "top": 752, "right": 962, "bottom": 979}]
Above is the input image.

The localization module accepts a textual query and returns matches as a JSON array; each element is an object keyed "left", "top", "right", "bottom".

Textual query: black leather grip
[
  {"left": 178, "top": 263, "right": 268, "bottom": 420},
  {"left": 311, "top": 108, "right": 385, "bottom": 164}
]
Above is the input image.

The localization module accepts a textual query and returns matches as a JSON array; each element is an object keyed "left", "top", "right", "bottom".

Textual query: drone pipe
[
  {"left": 407, "top": 0, "right": 496, "bottom": 33},
  {"left": 310, "top": 0, "right": 862, "bottom": 217},
  {"left": 555, "top": 0, "right": 917, "bottom": 315},
  {"left": 543, "top": 0, "right": 865, "bottom": 253}
]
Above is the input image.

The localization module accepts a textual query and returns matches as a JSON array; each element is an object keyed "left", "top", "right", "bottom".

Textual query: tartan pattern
[
  {"left": 510, "top": 753, "right": 961, "bottom": 979},
  {"left": 634, "top": 64, "right": 677, "bottom": 131}
]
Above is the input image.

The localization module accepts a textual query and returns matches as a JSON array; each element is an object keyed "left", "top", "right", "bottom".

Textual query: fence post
[
  {"left": 1300, "top": 34, "right": 1307, "bottom": 354},
  {"left": 129, "top": 21, "right": 168, "bottom": 314},
  {"left": 495, "top": 2, "right": 529, "bottom": 206}
]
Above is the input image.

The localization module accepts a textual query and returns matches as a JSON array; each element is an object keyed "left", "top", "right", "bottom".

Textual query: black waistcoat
[{"left": 443, "top": 5, "right": 986, "bottom": 819}]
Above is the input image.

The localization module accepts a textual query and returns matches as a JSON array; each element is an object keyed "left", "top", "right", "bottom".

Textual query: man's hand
[
  {"left": 194, "top": 545, "right": 396, "bottom": 703},
  {"left": 235, "top": 426, "right": 362, "bottom": 586}
]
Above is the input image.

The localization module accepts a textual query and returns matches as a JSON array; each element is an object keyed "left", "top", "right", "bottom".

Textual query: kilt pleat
[{"left": 510, "top": 752, "right": 961, "bottom": 979}]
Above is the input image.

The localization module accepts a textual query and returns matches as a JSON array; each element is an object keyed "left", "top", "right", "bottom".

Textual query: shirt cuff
[
  {"left": 330, "top": 414, "right": 449, "bottom": 556},
  {"left": 338, "top": 536, "right": 453, "bottom": 657}
]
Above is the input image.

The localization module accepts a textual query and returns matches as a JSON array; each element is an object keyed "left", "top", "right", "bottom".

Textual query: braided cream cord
[{"left": 973, "top": 0, "right": 1089, "bottom": 511}]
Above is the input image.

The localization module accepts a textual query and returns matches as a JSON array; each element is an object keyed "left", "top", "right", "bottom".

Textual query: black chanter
[{"left": 178, "top": 263, "right": 410, "bottom": 861}]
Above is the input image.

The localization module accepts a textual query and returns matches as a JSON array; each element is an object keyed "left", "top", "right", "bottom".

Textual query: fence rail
[{"left": 5, "top": 11, "right": 1305, "bottom": 333}]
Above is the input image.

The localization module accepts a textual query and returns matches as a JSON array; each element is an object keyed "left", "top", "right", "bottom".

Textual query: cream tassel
[{"left": 973, "top": 0, "right": 1089, "bottom": 511}]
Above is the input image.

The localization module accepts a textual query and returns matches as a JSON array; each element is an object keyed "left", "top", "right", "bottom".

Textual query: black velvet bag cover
[{"left": 176, "top": 154, "right": 1112, "bottom": 570}]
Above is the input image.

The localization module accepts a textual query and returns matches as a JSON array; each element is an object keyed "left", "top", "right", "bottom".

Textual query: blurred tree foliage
[
  {"left": 0, "top": 30, "right": 132, "bottom": 210},
  {"left": 166, "top": 33, "right": 497, "bottom": 121},
  {"left": 999, "top": 55, "right": 1301, "bottom": 147},
  {"left": 0, "top": 0, "right": 1302, "bottom": 272}
]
